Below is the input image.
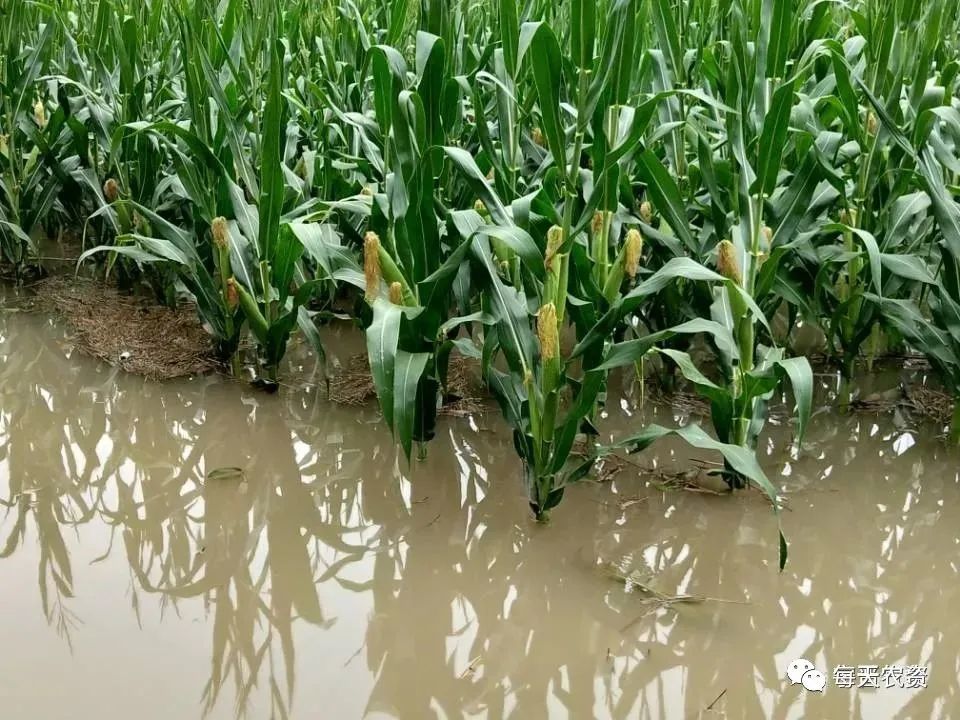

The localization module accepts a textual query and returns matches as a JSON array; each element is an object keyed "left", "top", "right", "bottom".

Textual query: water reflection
[{"left": 0, "top": 306, "right": 959, "bottom": 719}]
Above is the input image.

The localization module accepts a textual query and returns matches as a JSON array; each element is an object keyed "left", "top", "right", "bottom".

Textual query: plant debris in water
[
  {"left": 851, "top": 383, "right": 956, "bottom": 425},
  {"left": 32, "top": 278, "right": 216, "bottom": 380},
  {"left": 647, "top": 381, "right": 711, "bottom": 417}
]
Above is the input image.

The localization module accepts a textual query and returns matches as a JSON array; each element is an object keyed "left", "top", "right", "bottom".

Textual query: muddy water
[{"left": 0, "top": 303, "right": 958, "bottom": 720}]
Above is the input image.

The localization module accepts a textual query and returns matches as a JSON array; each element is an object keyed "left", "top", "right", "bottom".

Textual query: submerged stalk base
[{"left": 951, "top": 401, "right": 960, "bottom": 445}]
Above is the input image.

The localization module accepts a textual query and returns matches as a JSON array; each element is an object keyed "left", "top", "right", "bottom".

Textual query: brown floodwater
[{"left": 0, "top": 298, "right": 958, "bottom": 719}]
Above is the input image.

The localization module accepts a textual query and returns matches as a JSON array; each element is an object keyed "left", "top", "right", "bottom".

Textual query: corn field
[{"left": 4, "top": 0, "right": 960, "bottom": 568}]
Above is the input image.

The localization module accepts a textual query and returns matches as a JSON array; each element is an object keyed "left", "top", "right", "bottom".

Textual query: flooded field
[{"left": 1, "top": 306, "right": 958, "bottom": 720}]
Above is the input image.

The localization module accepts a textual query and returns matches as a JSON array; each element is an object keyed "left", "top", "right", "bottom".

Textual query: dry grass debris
[
  {"left": 32, "top": 277, "right": 217, "bottom": 380},
  {"left": 329, "top": 352, "right": 487, "bottom": 416},
  {"left": 851, "top": 383, "right": 955, "bottom": 425}
]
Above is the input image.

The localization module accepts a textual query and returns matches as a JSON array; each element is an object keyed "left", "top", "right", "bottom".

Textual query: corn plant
[
  {"left": 76, "top": 5, "right": 350, "bottom": 382},
  {"left": 14, "top": 0, "right": 960, "bottom": 573},
  {"left": 876, "top": 147, "right": 960, "bottom": 441},
  {"left": 444, "top": 0, "right": 652, "bottom": 516},
  {"left": 352, "top": 33, "right": 488, "bottom": 459},
  {"left": 0, "top": 13, "right": 60, "bottom": 275}
]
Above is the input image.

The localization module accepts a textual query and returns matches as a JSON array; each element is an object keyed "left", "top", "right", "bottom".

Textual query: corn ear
[
  {"left": 103, "top": 179, "right": 120, "bottom": 203},
  {"left": 212, "top": 217, "right": 230, "bottom": 250},
  {"left": 717, "top": 241, "right": 743, "bottom": 286},
  {"left": 33, "top": 98, "right": 46, "bottom": 128},
  {"left": 225, "top": 278, "right": 240, "bottom": 311},
  {"left": 591, "top": 211, "right": 605, "bottom": 237},
  {"left": 388, "top": 281, "right": 403, "bottom": 305},
  {"left": 364, "top": 232, "right": 383, "bottom": 301},
  {"left": 537, "top": 303, "right": 559, "bottom": 361},
  {"left": 373, "top": 237, "right": 417, "bottom": 306},
  {"left": 624, "top": 229, "right": 643, "bottom": 279},
  {"left": 601, "top": 229, "right": 643, "bottom": 304},
  {"left": 233, "top": 279, "right": 268, "bottom": 344},
  {"left": 543, "top": 225, "right": 569, "bottom": 324},
  {"left": 639, "top": 201, "right": 653, "bottom": 224}
]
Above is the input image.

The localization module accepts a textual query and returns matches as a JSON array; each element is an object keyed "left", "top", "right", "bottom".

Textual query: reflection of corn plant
[
  {"left": 0, "top": 488, "right": 83, "bottom": 646},
  {"left": 0, "top": 301, "right": 379, "bottom": 717},
  {"left": 0, "top": 335, "right": 91, "bottom": 647}
]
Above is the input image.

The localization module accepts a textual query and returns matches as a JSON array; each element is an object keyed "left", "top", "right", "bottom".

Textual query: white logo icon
[
  {"left": 802, "top": 669, "right": 826, "bottom": 692},
  {"left": 786, "top": 658, "right": 826, "bottom": 692},
  {"left": 787, "top": 658, "right": 815, "bottom": 685}
]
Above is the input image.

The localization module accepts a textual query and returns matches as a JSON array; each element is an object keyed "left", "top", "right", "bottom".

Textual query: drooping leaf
[
  {"left": 393, "top": 351, "right": 431, "bottom": 460},
  {"left": 366, "top": 299, "right": 402, "bottom": 431}
]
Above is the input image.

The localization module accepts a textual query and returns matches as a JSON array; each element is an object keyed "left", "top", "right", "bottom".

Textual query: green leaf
[
  {"left": 610, "top": 423, "right": 780, "bottom": 502},
  {"left": 636, "top": 149, "right": 698, "bottom": 253},
  {"left": 393, "top": 351, "right": 431, "bottom": 460},
  {"left": 550, "top": 370, "right": 605, "bottom": 475},
  {"left": 879, "top": 254, "right": 936, "bottom": 285},
  {"left": 471, "top": 237, "right": 536, "bottom": 376},
  {"left": 370, "top": 45, "right": 408, "bottom": 136},
  {"left": 571, "top": 0, "right": 596, "bottom": 71},
  {"left": 839, "top": 224, "right": 883, "bottom": 297},
  {"left": 449, "top": 337, "right": 482, "bottom": 360},
  {"left": 887, "top": 191, "right": 931, "bottom": 247},
  {"left": 770, "top": 151, "right": 824, "bottom": 249},
  {"left": 77, "top": 243, "right": 167, "bottom": 268},
  {"left": 443, "top": 147, "right": 510, "bottom": 225},
  {"left": 573, "top": 257, "right": 773, "bottom": 360},
  {"left": 598, "top": 318, "right": 740, "bottom": 371},
  {"left": 656, "top": 349, "right": 730, "bottom": 407},
  {"left": 366, "top": 299, "right": 402, "bottom": 431},
  {"left": 199, "top": 54, "right": 259, "bottom": 197},
  {"left": 388, "top": 0, "right": 411, "bottom": 45},
  {"left": 272, "top": 225, "right": 305, "bottom": 306},
  {"left": 476, "top": 225, "right": 544, "bottom": 280},
  {"left": 651, "top": 0, "right": 682, "bottom": 81},
  {"left": 758, "top": 0, "right": 792, "bottom": 81},
  {"left": 297, "top": 307, "right": 327, "bottom": 375},
  {"left": 419, "top": 235, "right": 473, "bottom": 309},
  {"left": 228, "top": 180, "right": 260, "bottom": 247},
  {"left": 852, "top": 71, "right": 916, "bottom": 157},
  {"left": 919, "top": 148, "right": 960, "bottom": 280},
  {"left": 486, "top": 366, "right": 525, "bottom": 428},
  {"left": 752, "top": 79, "right": 796, "bottom": 197},
  {"left": 606, "top": 423, "right": 786, "bottom": 567},
  {"left": 518, "top": 22, "right": 566, "bottom": 180},
  {"left": 439, "top": 311, "right": 494, "bottom": 336},
  {"left": 289, "top": 222, "right": 358, "bottom": 279},
  {"left": 771, "top": 356, "right": 813, "bottom": 445},
  {"left": 258, "top": 35, "right": 286, "bottom": 261},
  {"left": 498, "top": 0, "right": 519, "bottom": 77},
  {"left": 874, "top": 297, "right": 960, "bottom": 374}
]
